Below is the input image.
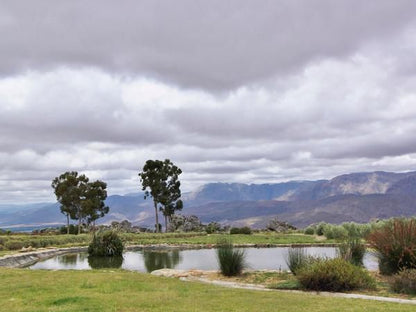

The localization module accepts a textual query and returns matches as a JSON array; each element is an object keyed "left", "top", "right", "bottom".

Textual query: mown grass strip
[{"left": 0, "top": 268, "right": 414, "bottom": 312}]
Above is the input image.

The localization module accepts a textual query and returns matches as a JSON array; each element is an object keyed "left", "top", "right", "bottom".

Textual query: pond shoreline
[{"left": 0, "top": 243, "right": 339, "bottom": 268}]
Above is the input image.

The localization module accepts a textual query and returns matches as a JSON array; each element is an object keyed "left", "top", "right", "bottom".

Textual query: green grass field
[
  {"left": 0, "top": 232, "right": 332, "bottom": 253},
  {"left": 0, "top": 268, "right": 414, "bottom": 312}
]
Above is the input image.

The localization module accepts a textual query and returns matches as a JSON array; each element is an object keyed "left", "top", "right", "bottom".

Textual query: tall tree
[
  {"left": 52, "top": 172, "right": 87, "bottom": 234},
  {"left": 52, "top": 171, "right": 109, "bottom": 234},
  {"left": 139, "top": 159, "right": 182, "bottom": 233},
  {"left": 83, "top": 180, "right": 109, "bottom": 227}
]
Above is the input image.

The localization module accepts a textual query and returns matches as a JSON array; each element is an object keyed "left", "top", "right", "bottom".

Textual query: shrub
[
  {"left": 296, "top": 258, "right": 376, "bottom": 292},
  {"left": 286, "top": 247, "right": 310, "bottom": 275},
  {"left": 88, "top": 231, "right": 124, "bottom": 257},
  {"left": 341, "top": 222, "right": 371, "bottom": 238},
  {"left": 217, "top": 239, "right": 246, "bottom": 276},
  {"left": 230, "top": 227, "right": 252, "bottom": 235},
  {"left": 168, "top": 214, "right": 203, "bottom": 232},
  {"left": 391, "top": 269, "right": 416, "bottom": 295},
  {"left": 315, "top": 222, "right": 326, "bottom": 236},
  {"left": 205, "top": 222, "right": 222, "bottom": 234},
  {"left": 323, "top": 224, "right": 348, "bottom": 240},
  {"left": 337, "top": 238, "right": 366, "bottom": 267},
  {"left": 367, "top": 218, "right": 416, "bottom": 275},
  {"left": 5, "top": 241, "right": 24, "bottom": 250},
  {"left": 304, "top": 226, "right": 315, "bottom": 235}
]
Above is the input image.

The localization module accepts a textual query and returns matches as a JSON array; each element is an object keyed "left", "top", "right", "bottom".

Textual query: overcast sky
[{"left": 1, "top": 0, "right": 416, "bottom": 204}]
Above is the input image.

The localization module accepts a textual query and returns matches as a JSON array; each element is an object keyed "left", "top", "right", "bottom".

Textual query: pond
[{"left": 29, "top": 247, "right": 378, "bottom": 272}]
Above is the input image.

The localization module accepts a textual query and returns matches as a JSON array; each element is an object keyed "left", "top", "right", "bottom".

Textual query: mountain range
[{"left": 1, "top": 170, "right": 416, "bottom": 230}]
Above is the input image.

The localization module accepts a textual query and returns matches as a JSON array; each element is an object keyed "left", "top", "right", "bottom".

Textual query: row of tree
[
  {"left": 52, "top": 172, "right": 109, "bottom": 234},
  {"left": 52, "top": 159, "right": 183, "bottom": 234}
]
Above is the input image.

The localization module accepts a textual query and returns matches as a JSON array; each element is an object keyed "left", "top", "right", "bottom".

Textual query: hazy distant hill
[{"left": 1, "top": 170, "right": 416, "bottom": 230}]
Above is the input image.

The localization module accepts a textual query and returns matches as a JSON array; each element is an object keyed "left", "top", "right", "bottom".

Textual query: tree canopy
[
  {"left": 139, "top": 159, "right": 183, "bottom": 233},
  {"left": 51, "top": 171, "right": 109, "bottom": 234}
]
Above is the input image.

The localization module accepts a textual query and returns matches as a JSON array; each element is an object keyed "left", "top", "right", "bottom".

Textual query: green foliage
[
  {"left": 205, "top": 222, "right": 222, "bottom": 234},
  {"left": 303, "top": 226, "right": 315, "bottom": 235},
  {"left": 285, "top": 247, "right": 313, "bottom": 275},
  {"left": 296, "top": 258, "right": 376, "bottom": 292},
  {"left": 59, "top": 225, "right": 82, "bottom": 235},
  {"left": 337, "top": 238, "right": 366, "bottom": 266},
  {"left": 304, "top": 221, "right": 376, "bottom": 239},
  {"left": 315, "top": 222, "right": 326, "bottom": 236},
  {"left": 4, "top": 241, "right": 25, "bottom": 250},
  {"left": 367, "top": 218, "right": 416, "bottom": 275},
  {"left": 341, "top": 222, "right": 371, "bottom": 238},
  {"left": 391, "top": 269, "right": 416, "bottom": 295},
  {"left": 88, "top": 231, "right": 124, "bottom": 257},
  {"left": 322, "top": 224, "right": 348, "bottom": 240},
  {"left": 139, "top": 159, "right": 182, "bottom": 233},
  {"left": 52, "top": 171, "right": 109, "bottom": 234},
  {"left": 217, "top": 239, "right": 246, "bottom": 276},
  {"left": 230, "top": 226, "right": 252, "bottom": 235}
]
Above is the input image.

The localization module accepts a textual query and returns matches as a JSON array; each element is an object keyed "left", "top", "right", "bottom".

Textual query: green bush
[
  {"left": 337, "top": 238, "right": 366, "bottom": 266},
  {"left": 205, "top": 222, "right": 222, "bottom": 234},
  {"left": 323, "top": 224, "right": 348, "bottom": 240},
  {"left": 391, "top": 269, "right": 416, "bottom": 295},
  {"left": 285, "top": 247, "right": 312, "bottom": 275},
  {"left": 315, "top": 222, "right": 326, "bottom": 236},
  {"left": 367, "top": 218, "right": 416, "bottom": 275},
  {"left": 88, "top": 231, "right": 124, "bottom": 257},
  {"left": 304, "top": 226, "right": 315, "bottom": 235},
  {"left": 296, "top": 258, "right": 376, "bottom": 292},
  {"left": 217, "top": 239, "right": 246, "bottom": 276},
  {"left": 230, "top": 227, "right": 252, "bottom": 235},
  {"left": 5, "top": 241, "right": 24, "bottom": 250}
]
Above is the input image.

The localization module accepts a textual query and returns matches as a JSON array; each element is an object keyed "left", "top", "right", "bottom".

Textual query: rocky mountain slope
[{"left": 1, "top": 170, "right": 415, "bottom": 229}]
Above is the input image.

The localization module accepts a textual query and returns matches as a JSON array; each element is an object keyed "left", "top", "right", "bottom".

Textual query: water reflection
[
  {"left": 88, "top": 256, "right": 123, "bottom": 269},
  {"left": 143, "top": 250, "right": 181, "bottom": 272},
  {"left": 29, "top": 247, "right": 378, "bottom": 272}
]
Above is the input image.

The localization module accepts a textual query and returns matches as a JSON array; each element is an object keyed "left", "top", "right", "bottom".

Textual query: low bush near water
[
  {"left": 88, "top": 231, "right": 124, "bottom": 257},
  {"left": 337, "top": 238, "right": 366, "bottom": 267},
  {"left": 391, "top": 269, "right": 416, "bottom": 294},
  {"left": 367, "top": 218, "right": 416, "bottom": 275},
  {"left": 285, "top": 247, "right": 317, "bottom": 275},
  {"left": 217, "top": 239, "right": 246, "bottom": 276},
  {"left": 296, "top": 258, "right": 376, "bottom": 292}
]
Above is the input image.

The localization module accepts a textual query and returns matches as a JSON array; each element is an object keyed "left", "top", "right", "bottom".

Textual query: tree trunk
[
  {"left": 66, "top": 213, "right": 70, "bottom": 234},
  {"left": 78, "top": 205, "right": 82, "bottom": 235},
  {"left": 154, "top": 200, "right": 159, "bottom": 233},
  {"left": 164, "top": 214, "right": 168, "bottom": 233}
]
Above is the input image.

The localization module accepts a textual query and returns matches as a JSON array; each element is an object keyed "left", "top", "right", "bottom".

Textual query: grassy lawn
[
  {"left": 0, "top": 232, "right": 333, "bottom": 253},
  {"left": 0, "top": 268, "right": 414, "bottom": 312}
]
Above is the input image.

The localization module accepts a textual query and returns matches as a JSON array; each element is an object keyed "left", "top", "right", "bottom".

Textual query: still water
[{"left": 29, "top": 247, "right": 378, "bottom": 272}]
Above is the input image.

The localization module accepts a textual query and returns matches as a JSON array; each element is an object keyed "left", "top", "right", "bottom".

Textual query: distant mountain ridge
[{"left": 1, "top": 170, "right": 416, "bottom": 230}]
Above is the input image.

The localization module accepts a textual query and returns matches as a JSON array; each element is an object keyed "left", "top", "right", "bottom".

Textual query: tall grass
[
  {"left": 216, "top": 239, "right": 246, "bottom": 276},
  {"left": 286, "top": 247, "right": 309, "bottom": 275},
  {"left": 337, "top": 238, "right": 366, "bottom": 266},
  {"left": 367, "top": 218, "right": 416, "bottom": 275},
  {"left": 88, "top": 231, "right": 124, "bottom": 256}
]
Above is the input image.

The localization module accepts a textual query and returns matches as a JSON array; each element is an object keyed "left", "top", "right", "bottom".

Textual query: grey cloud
[{"left": 1, "top": 0, "right": 416, "bottom": 90}]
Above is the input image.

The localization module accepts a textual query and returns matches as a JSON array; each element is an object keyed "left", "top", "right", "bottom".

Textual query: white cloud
[{"left": 0, "top": 1, "right": 416, "bottom": 203}]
